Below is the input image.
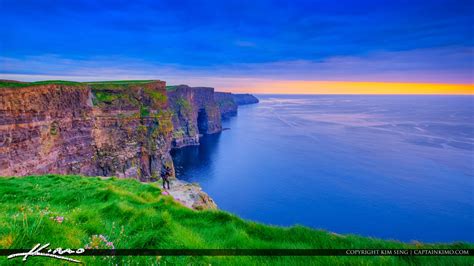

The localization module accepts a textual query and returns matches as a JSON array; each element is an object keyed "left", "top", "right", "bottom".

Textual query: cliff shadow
[
  {"left": 197, "top": 108, "right": 208, "bottom": 134},
  {"left": 170, "top": 133, "right": 222, "bottom": 182}
]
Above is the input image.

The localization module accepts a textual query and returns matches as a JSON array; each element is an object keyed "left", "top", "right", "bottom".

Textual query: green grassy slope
[{"left": 0, "top": 175, "right": 471, "bottom": 265}]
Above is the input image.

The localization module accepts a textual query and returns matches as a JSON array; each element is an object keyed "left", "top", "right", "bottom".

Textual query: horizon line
[
  {"left": 1, "top": 78, "right": 473, "bottom": 95},
  {"left": 245, "top": 92, "right": 474, "bottom": 96},
  {"left": 221, "top": 81, "right": 474, "bottom": 95}
]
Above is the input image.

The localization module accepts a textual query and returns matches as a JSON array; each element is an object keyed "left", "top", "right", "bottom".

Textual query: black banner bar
[{"left": 1, "top": 249, "right": 473, "bottom": 256}]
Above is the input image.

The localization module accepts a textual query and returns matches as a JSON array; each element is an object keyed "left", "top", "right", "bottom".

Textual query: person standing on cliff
[{"left": 161, "top": 165, "right": 172, "bottom": 190}]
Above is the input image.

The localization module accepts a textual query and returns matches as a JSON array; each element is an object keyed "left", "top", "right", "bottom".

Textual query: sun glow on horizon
[{"left": 224, "top": 81, "right": 474, "bottom": 95}]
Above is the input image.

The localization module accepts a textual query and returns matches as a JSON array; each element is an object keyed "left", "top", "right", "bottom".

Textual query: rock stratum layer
[
  {"left": 0, "top": 82, "right": 173, "bottom": 182},
  {"left": 0, "top": 80, "right": 259, "bottom": 182}
]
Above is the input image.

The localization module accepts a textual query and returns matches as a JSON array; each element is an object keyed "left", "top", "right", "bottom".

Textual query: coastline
[
  {"left": 170, "top": 94, "right": 474, "bottom": 243},
  {"left": 0, "top": 81, "right": 472, "bottom": 265}
]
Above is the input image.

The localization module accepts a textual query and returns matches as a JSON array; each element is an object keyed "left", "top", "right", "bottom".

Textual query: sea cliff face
[
  {"left": 0, "top": 84, "right": 97, "bottom": 176},
  {"left": 167, "top": 85, "right": 222, "bottom": 148},
  {"left": 0, "top": 82, "right": 174, "bottom": 181},
  {"left": 0, "top": 81, "right": 257, "bottom": 182},
  {"left": 214, "top": 92, "right": 260, "bottom": 119},
  {"left": 233, "top": 93, "right": 259, "bottom": 105},
  {"left": 215, "top": 92, "right": 238, "bottom": 118}
]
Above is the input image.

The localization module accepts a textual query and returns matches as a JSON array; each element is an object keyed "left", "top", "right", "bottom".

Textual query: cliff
[
  {"left": 215, "top": 92, "right": 238, "bottom": 118},
  {"left": 0, "top": 81, "right": 174, "bottom": 181},
  {"left": 167, "top": 85, "right": 222, "bottom": 148},
  {"left": 0, "top": 80, "right": 258, "bottom": 181},
  {"left": 233, "top": 93, "right": 259, "bottom": 105}
]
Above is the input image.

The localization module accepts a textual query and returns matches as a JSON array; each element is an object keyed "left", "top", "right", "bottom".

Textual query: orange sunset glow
[{"left": 228, "top": 81, "right": 474, "bottom": 95}]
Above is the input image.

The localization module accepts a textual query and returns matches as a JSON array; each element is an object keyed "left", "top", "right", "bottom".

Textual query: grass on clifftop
[
  {"left": 0, "top": 80, "right": 156, "bottom": 89},
  {"left": 86, "top": 80, "right": 157, "bottom": 90},
  {"left": 0, "top": 80, "right": 84, "bottom": 88},
  {"left": 0, "top": 175, "right": 471, "bottom": 265}
]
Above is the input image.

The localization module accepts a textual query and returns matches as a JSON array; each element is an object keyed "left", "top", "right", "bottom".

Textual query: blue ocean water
[{"left": 171, "top": 95, "right": 474, "bottom": 242}]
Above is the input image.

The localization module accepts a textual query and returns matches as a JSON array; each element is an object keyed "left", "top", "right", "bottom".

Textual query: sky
[{"left": 0, "top": 0, "right": 473, "bottom": 94}]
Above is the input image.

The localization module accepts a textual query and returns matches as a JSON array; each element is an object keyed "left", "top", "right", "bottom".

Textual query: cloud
[
  {"left": 0, "top": 46, "right": 472, "bottom": 91},
  {"left": 2, "top": 0, "right": 472, "bottom": 67},
  {"left": 0, "top": 55, "right": 266, "bottom": 89},
  {"left": 241, "top": 46, "right": 473, "bottom": 83}
]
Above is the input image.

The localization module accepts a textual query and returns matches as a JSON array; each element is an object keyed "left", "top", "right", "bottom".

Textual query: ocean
[{"left": 171, "top": 95, "right": 474, "bottom": 242}]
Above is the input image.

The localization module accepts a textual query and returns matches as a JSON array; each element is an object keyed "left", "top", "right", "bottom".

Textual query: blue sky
[{"left": 0, "top": 0, "right": 472, "bottom": 89}]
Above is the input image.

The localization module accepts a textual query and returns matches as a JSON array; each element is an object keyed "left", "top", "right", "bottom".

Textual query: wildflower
[
  {"left": 106, "top": 242, "right": 115, "bottom": 249},
  {"left": 55, "top": 216, "right": 64, "bottom": 223},
  {"left": 85, "top": 235, "right": 116, "bottom": 250}
]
